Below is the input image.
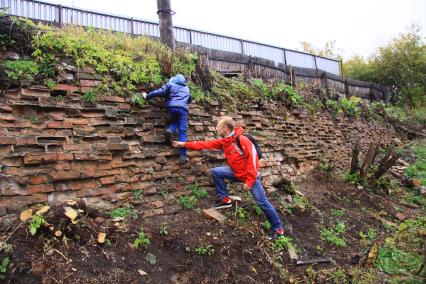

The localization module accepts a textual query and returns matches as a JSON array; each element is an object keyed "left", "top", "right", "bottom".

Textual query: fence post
[
  {"left": 369, "top": 83, "right": 374, "bottom": 101},
  {"left": 189, "top": 29, "right": 192, "bottom": 45},
  {"left": 240, "top": 39, "right": 244, "bottom": 55},
  {"left": 344, "top": 78, "right": 349, "bottom": 97},
  {"left": 313, "top": 56, "right": 318, "bottom": 72},
  {"left": 321, "top": 71, "right": 329, "bottom": 96},
  {"left": 57, "top": 4, "right": 62, "bottom": 27},
  {"left": 130, "top": 17, "right": 134, "bottom": 35},
  {"left": 283, "top": 48, "right": 287, "bottom": 66}
]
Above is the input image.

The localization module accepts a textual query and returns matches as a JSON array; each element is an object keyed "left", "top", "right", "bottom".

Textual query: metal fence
[{"left": 0, "top": 0, "right": 342, "bottom": 75}]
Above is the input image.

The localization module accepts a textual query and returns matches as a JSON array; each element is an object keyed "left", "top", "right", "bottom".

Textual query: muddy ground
[{"left": 0, "top": 168, "right": 424, "bottom": 283}]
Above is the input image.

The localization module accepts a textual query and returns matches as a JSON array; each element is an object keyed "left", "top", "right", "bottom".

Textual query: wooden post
[
  {"left": 57, "top": 4, "right": 62, "bottom": 27},
  {"left": 360, "top": 143, "right": 378, "bottom": 178},
  {"left": 240, "top": 39, "right": 244, "bottom": 55},
  {"left": 350, "top": 138, "right": 361, "bottom": 173},
  {"left": 321, "top": 71, "right": 329, "bottom": 96},
  {"left": 130, "top": 17, "right": 134, "bottom": 35},
  {"left": 157, "top": 0, "right": 175, "bottom": 51},
  {"left": 374, "top": 153, "right": 400, "bottom": 180},
  {"left": 344, "top": 78, "right": 349, "bottom": 97}
]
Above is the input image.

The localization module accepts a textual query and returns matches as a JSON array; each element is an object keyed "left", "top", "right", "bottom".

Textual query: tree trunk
[
  {"left": 157, "top": 0, "right": 175, "bottom": 51},
  {"left": 350, "top": 138, "right": 361, "bottom": 173}
]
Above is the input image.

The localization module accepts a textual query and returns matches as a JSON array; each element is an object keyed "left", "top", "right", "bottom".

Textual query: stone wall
[{"left": 0, "top": 83, "right": 397, "bottom": 216}]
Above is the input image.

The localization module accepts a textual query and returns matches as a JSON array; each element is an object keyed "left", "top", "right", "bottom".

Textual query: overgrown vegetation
[{"left": 374, "top": 217, "right": 425, "bottom": 280}]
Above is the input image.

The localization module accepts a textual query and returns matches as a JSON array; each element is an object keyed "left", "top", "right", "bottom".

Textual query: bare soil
[{"left": 0, "top": 169, "right": 423, "bottom": 283}]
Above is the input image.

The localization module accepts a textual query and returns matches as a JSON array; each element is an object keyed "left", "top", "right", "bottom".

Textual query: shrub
[{"left": 3, "top": 60, "right": 39, "bottom": 80}]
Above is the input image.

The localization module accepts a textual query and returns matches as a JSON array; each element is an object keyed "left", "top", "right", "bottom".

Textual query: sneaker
[
  {"left": 179, "top": 156, "right": 188, "bottom": 164},
  {"left": 266, "top": 228, "right": 285, "bottom": 240},
  {"left": 213, "top": 197, "right": 232, "bottom": 209},
  {"left": 164, "top": 130, "right": 172, "bottom": 146}
]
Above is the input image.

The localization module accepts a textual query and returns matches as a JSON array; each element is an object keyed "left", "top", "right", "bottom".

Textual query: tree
[
  {"left": 344, "top": 25, "right": 426, "bottom": 108},
  {"left": 299, "top": 40, "right": 343, "bottom": 61}
]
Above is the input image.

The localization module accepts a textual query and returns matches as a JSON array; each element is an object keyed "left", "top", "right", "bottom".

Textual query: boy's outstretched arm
[{"left": 145, "top": 84, "right": 170, "bottom": 100}]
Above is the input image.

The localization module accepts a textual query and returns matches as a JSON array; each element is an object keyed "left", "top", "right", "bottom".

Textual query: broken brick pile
[{"left": 0, "top": 78, "right": 397, "bottom": 216}]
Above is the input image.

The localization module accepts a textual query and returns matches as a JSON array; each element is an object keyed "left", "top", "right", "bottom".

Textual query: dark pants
[{"left": 167, "top": 107, "right": 188, "bottom": 158}]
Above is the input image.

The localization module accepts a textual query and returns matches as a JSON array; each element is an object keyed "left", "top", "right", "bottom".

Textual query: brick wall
[{"left": 0, "top": 84, "right": 397, "bottom": 216}]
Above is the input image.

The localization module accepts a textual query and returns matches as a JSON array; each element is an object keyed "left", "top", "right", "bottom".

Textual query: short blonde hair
[{"left": 218, "top": 116, "right": 235, "bottom": 131}]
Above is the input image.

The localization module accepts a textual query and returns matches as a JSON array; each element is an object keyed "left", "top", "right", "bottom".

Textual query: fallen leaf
[
  {"left": 36, "top": 205, "right": 50, "bottom": 216},
  {"left": 138, "top": 269, "right": 147, "bottom": 276},
  {"left": 20, "top": 209, "right": 33, "bottom": 222},
  {"left": 66, "top": 200, "right": 78, "bottom": 206},
  {"left": 97, "top": 232, "right": 106, "bottom": 244},
  {"left": 55, "top": 230, "right": 63, "bottom": 237}
]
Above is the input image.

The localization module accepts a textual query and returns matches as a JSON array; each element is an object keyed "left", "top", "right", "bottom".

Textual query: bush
[{"left": 3, "top": 60, "right": 39, "bottom": 80}]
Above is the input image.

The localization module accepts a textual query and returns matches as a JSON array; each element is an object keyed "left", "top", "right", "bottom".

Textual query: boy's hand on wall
[
  {"left": 172, "top": 141, "right": 185, "bottom": 147},
  {"left": 142, "top": 92, "right": 147, "bottom": 99},
  {"left": 243, "top": 184, "right": 250, "bottom": 191}
]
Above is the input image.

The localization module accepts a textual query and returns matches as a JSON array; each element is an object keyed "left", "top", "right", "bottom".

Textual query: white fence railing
[{"left": 0, "top": 0, "right": 342, "bottom": 75}]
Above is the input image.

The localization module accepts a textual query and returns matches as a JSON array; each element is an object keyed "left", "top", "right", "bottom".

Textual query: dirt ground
[{"left": 0, "top": 168, "right": 424, "bottom": 284}]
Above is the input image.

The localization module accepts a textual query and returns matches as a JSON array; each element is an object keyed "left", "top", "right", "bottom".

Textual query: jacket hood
[{"left": 169, "top": 74, "right": 187, "bottom": 86}]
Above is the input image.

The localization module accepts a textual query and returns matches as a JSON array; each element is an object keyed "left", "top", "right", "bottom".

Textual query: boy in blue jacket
[{"left": 143, "top": 74, "right": 192, "bottom": 163}]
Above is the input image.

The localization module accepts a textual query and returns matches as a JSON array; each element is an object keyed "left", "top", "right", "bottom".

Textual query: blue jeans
[
  {"left": 210, "top": 166, "right": 283, "bottom": 231},
  {"left": 167, "top": 107, "right": 187, "bottom": 158}
]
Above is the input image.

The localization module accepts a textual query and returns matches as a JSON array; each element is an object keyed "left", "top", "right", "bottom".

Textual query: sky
[{"left": 41, "top": 0, "right": 426, "bottom": 60}]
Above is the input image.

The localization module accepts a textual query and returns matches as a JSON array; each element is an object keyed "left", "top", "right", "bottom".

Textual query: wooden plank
[
  {"left": 202, "top": 208, "right": 226, "bottom": 223},
  {"left": 287, "top": 242, "right": 298, "bottom": 261}
]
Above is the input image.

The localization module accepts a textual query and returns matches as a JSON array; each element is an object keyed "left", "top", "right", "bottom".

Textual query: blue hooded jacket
[{"left": 146, "top": 74, "right": 192, "bottom": 111}]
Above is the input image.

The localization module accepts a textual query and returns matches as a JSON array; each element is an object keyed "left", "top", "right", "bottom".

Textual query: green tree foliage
[
  {"left": 344, "top": 25, "right": 426, "bottom": 109},
  {"left": 299, "top": 40, "right": 343, "bottom": 60}
]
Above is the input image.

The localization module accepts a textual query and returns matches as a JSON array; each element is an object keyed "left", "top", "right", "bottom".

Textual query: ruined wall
[{"left": 0, "top": 82, "right": 397, "bottom": 216}]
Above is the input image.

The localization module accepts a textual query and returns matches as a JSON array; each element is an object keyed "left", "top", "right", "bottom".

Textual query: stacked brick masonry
[{"left": 0, "top": 84, "right": 396, "bottom": 216}]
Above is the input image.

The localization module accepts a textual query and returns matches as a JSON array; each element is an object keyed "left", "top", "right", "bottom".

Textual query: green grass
[
  {"left": 404, "top": 140, "right": 426, "bottom": 186},
  {"left": 374, "top": 217, "right": 425, "bottom": 279}
]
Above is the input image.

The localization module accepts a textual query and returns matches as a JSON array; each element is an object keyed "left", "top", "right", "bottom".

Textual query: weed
[
  {"left": 375, "top": 217, "right": 425, "bottom": 276},
  {"left": 178, "top": 195, "right": 197, "bottom": 210},
  {"left": 83, "top": 90, "right": 98, "bottom": 103},
  {"left": 343, "top": 171, "right": 359, "bottom": 184},
  {"left": 45, "top": 78, "right": 56, "bottom": 90},
  {"left": 253, "top": 204, "right": 262, "bottom": 216},
  {"left": 30, "top": 115, "right": 40, "bottom": 124},
  {"left": 160, "top": 226, "right": 168, "bottom": 236},
  {"left": 104, "top": 239, "right": 112, "bottom": 248},
  {"left": 179, "top": 183, "right": 208, "bottom": 209},
  {"left": 109, "top": 203, "right": 138, "bottom": 219},
  {"left": 195, "top": 245, "right": 215, "bottom": 255},
  {"left": 236, "top": 208, "right": 246, "bottom": 219},
  {"left": 130, "top": 94, "right": 145, "bottom": 106},
  {"left": 330, "top": 268, "right": 348, "bottom": 284},
  {"left": 320, "top": 222, "right": 346, "bottom": 248},
  {"left": 331, "top": 208, "right": 346, "bottom": 217},
  {"left": 133, "top": 189, "right": 143, "bottom": 200},
  {"left": 0, "top": 257, "right": 9, "bottom": 280},
  {"left": 262, "top": 221, "right": 272, "bottom": 231},
  {"left": 133, "top": 228, "right": 150, "bottom": 249},
  {"left": 273, "top": 236, "right": 293, "bottom": 251},
  {"left": 145, "top": 253, "right": 157, "bottom": 265},
  {"left": 189, "top": 182, "right": 208, "bottom": 200},
  {"left": 29, "top": 215, "right": 45, "bottom": 236}
]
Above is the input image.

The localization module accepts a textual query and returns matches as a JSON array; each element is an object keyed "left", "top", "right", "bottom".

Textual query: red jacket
[{"left": 185, "top": 127, "right": 259, "bottom": 188}]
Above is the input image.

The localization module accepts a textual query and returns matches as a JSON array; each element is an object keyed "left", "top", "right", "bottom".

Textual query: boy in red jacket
[{"left": 172, "top": 116, "right": 284, "bottom": 239}]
